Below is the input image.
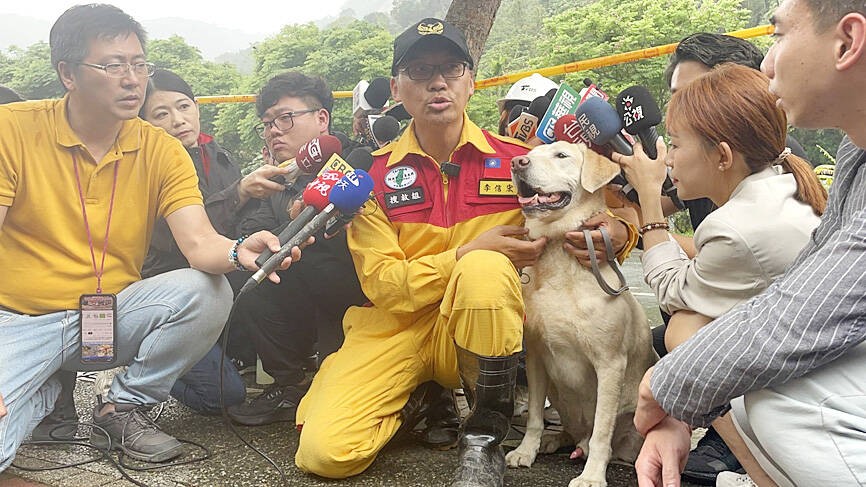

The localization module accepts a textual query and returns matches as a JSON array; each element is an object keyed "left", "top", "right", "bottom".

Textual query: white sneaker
[{"left": 716, "top": 471, "right": 758, "bottom": 487}]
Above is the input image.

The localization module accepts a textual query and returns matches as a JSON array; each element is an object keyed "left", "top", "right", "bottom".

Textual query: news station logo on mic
[
  {"left": 618, "top": 95, "right": 645, "bottom": 129},
  {"left": 536, "top": 81, "right": 580, "bottom": 144}
]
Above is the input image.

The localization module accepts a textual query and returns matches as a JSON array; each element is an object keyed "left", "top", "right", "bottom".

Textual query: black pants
[{"left": 231, "top": 238, "right": 366, "bottom": 386}]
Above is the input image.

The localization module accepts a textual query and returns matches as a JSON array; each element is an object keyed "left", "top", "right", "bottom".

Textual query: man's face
[
  {"left": 391, "top": 48, "right": 474, "bottom": 127},
  {"left": 762, "top": 0, "right": 837, "bottom": 128},
  {"left": 61, "top": 33, "right": 147, "bottom": 123},
  {"left": 261, "top": 95, "right": 329, "bottom": 163},
  {"left": 669, "top": 60, "right": 711, "bottom": 94}
]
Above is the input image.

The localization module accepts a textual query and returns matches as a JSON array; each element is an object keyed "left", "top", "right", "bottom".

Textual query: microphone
[
  {"left": 344, "top": 146, "right": 374, "bottom": 172},
  {"left": 553, "top": 114, "right": 587, "bottom": 145},
  {"left": 242, "top": 169, "right": 375, "bottom": 294},
  {"left": 296, "top": 134, "right": 342, "bottom": 174},
  {"left": 574, "top": 96, "right": 633, "bottom": 156},
  {"left": 616, "top": 86, "right": 685, "bottom": 209},
  {"left": 383, "top": 102, "right": 411, "bottom": 122},
  {"left": 372, "top": 115, "right": 401, "bottom": 147},
  {"left": 615, "top": 86, "right": 663, "bottom": 159},
  {"left": 365, "top": 77, "right": 390, "bottom": 111},
  {"left": 506, "top": 106, "right": 538, "bottom": 142},
  {"left": 253, "top": 170, "right": 343, "bottom": 269},
  {"left": 535, "top": 81, "right": 582, "bottom": 144}
]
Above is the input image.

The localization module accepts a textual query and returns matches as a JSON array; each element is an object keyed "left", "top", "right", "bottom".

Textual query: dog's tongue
[{"left": 518, "top": 194, "right": 539, "bottom": 206}]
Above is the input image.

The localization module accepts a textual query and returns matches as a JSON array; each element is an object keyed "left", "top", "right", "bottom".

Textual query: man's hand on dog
[
  {"left": 564, "top": 213, "right": 628, "bottom": 267},
  {"left": 457, "top": 225, "right": 546, "bottom": 269}
]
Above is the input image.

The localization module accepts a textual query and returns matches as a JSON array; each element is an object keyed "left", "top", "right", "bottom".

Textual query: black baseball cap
[{"left": 391, "top": 18, "right": 474, "bottom": 75}]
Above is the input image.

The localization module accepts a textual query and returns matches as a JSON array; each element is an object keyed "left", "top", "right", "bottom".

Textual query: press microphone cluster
[
  {"left": 242, "top": 168, "right": 375, "bottom": 294},
  {"left": 271, "top": 134, "right": 343, "bottom": 186},
  {"left": 507, "top": 95, "right": 551, "bottom": 142}
]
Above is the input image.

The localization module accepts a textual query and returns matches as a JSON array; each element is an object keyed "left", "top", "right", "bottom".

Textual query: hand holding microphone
[{"left": 241, "top": 169, "right": 375, "bottom": 294}]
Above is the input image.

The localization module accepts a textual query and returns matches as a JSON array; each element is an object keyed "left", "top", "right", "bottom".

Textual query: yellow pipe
[{"left": 196, "top": 25, "right": 774, "bottom": 104}]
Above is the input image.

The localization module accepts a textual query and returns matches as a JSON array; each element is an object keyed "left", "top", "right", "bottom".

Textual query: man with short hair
[
  {"left": 293, "top": 18, "right": 546, "bottom": 486},
  {"left": 634, "top": 2, "right": 866, "bottom": 486},
  {"left": 226, "top": 72, "right": 367, "bottom": 426},
  {"left": 0, "top": 4, "right": 294, "bottom": 470}
]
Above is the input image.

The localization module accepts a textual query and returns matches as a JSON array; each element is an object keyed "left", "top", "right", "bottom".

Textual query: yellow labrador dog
[{"left": 505, "top": 142, "right": 656, "bottom": 487}]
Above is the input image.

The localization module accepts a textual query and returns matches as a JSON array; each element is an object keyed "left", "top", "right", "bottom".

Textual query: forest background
[{"left": 0, "top": 0, "right": 842, "bottom": 173}]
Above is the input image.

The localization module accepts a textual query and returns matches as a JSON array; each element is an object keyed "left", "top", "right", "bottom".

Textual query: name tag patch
[
  {"left": 478, "top": 179, "right": 517, "bottom": 196},
  {"left": 385, "top": 187, "right": 426, "bottom": 209}
]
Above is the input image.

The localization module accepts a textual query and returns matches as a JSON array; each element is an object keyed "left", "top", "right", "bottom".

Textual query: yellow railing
[{"left": 196, "top": 24, "right": 773, "bottom": 105}]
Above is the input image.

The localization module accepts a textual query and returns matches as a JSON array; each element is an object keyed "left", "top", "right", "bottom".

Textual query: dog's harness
[{"left": 582, "top": 227, "right": 629, "bottom": 296}]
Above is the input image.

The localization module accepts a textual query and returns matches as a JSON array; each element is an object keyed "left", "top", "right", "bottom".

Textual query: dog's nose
[{"left": 511, "top": 156, "right": 531, "bottom": 170}]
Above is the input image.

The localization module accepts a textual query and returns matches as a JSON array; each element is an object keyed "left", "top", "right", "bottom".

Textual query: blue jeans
[
  {"left": 170, "top": 344, "right": 245, "bottom": 414},
  {"left": 0, "top": 269, "right": 232, "bottom": 472}
]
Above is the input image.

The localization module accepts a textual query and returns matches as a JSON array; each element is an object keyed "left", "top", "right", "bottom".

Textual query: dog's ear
[{"left": 580, "top": 147, "right": 621, "bottom": 193}]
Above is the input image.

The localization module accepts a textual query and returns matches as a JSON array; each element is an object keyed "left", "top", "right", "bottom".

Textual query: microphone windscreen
[
  {"left": 544, "top": 88, "right": 558, "bottom": 100},
  {"left": 574, "top": 97, "right": 623, "bottom": 146},
  {"left": 345, "top": 147, "right": 374, "bottom": 172},
  {"left": 332, "top": 131, "right": 352, "bottom": 151},
  {"left": 296, "top": 134, "right": 342, "bottom": 174},
  {"left": 329, "top": 169, "right": 375, "bottom": 213},
  {"left": 615, "top": 86, "right": 662, "bottom": 135},
  {"left": 302, "top": 170, "right": 343, "bottom": 210},
  {"left": 553, "top": 114, "right": 584, "bottom": 144},
  {"left": 372, "top": 115, "right": 400, "bottom": 143},
  {"left": 507, "top": 105, "right": 527, "bottom": 124},
  {"left": 384, "top": 102, "right": 411, "bottom": 122},
  {"left": 527, "top": 96, "right": 551, "bottom": 119},
  {"left": 364, "top": 77, "right": 391, "bottom": 109}
]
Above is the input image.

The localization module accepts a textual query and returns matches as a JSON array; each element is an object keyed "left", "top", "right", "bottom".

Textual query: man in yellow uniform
[
  {"left": 295, "top": 18, "right": 635, "bottom": 486},
  {"left": 0, "top": 4, "right": 293, "bottom": 470}
]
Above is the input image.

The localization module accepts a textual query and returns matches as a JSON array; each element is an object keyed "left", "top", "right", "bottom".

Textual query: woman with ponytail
[{"left": 614, "top": 62, "right": 827, "bottom": 487}]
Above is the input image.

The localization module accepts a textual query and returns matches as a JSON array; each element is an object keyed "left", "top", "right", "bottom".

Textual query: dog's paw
[
  {"left": 568, "top": 475, "right": 607, "bottom": 487},
  {"left": 505, "top": 447, "right": 537, "bottom": 468}
]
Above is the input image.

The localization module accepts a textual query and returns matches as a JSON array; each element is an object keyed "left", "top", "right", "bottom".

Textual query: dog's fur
[{"left": 504, "top": 142, "right": 657, "bottom": 487}]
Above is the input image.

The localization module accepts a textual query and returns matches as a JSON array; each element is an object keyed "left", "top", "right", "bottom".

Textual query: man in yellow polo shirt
[{"left": 0, "top": 4, "right": 297, "bottom": 469}]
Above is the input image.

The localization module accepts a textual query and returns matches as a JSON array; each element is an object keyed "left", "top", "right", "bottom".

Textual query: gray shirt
[{"left": 651, "top": 137, "right": 866, "bottom": 427}]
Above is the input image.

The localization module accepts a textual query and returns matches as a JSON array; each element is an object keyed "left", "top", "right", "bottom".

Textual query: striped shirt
[{"left": 651, "top": 136, "right": 866, "bottom": 427}]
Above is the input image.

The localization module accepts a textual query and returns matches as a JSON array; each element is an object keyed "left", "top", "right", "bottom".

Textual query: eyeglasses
[
  {"left": 77, "top": 62, "right": 156, "bottom": 78},
  {"left": 254, "top": 108, "right": 320, "bottom": 139},
  {"left": 399, "top": 62, "right": 468, "bottom": 81}
]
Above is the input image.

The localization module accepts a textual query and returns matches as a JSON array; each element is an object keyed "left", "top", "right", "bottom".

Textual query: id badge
[{"left": 79, "top": 293, "right": 117, "bottom": 367}]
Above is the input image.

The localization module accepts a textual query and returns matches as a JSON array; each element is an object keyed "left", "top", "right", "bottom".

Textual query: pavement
[{"left": 1, "top": 254, "right": 705, "bottom": 487}]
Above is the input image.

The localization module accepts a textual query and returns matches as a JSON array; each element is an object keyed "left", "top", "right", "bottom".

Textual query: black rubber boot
[
  {"left": 31, "top": 370, "right": 79, "bottom": 441},
  {"left": 452, "top": 347, "right": 518, "bottom": 487},
  {"left": 417, "top": 385, "right": 460, "bottom": 450}
]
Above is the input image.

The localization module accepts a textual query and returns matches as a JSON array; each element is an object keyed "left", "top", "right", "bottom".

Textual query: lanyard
[{"left": 72, "top": 151, "right": 120, "bottom": 294}]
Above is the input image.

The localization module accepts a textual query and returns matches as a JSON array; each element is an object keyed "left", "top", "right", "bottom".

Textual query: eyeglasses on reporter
[
  {"left": 77, "top": 61, "right": 156, "bottom": 78},
  {"left": 254, "top": 108, "right": 321, "bottom": 139},
  {"left": 398, "top": 62, "right": 469, "bottom": 81}
]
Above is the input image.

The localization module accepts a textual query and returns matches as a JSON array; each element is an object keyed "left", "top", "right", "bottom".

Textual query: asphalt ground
[{"left": 1, "top": 253, "right": 705, "bottom": 487}]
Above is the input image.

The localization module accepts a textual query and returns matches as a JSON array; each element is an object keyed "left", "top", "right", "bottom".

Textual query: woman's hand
[{"left": 612, "top": 137, "right": 668, "bottom": 201}]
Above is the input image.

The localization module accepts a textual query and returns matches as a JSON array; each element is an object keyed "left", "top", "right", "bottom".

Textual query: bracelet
[
  {"left": 639, "top": 221, "right": 669, "bottom": 235},
  {"left": 228, "top": 235, "right": 249, "bottom": 271}
]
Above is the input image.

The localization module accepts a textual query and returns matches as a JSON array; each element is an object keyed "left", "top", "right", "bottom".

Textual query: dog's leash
[{"left": 583, "top": 227, "right": 629, "bottom": 296}]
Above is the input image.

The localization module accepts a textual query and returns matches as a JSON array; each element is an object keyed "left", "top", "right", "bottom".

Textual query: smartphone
[{"left": 79, "top": 294, "right": 117, "bottom": 366}]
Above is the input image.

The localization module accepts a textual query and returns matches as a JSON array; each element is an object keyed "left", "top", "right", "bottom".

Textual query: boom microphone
[
  {"left": 254, "top": 170, "right": 344, "bottom": 268},
  {"left": 296, "top": 134, "right": 342, "bottom": 174},
  {"left": 241, "top": 169, "right": 375, "bottom": 294}
]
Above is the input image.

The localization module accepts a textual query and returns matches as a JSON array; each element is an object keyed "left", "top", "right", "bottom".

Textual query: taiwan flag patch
[{"left": 483, "top": 157, "right": 512, "bottom": 179}]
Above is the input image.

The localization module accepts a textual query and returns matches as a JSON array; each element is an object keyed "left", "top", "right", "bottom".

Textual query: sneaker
[
  {"left": 716, "top": 471, "right": 758, "bottom": 487},
  {"left": 227, "top": 383, "right": 306, "bottom": 426},
  {"left": 229, "top": 357, "right": 256, "bottom": 376},
  {"left": 90, "top": 403, "right": 183, "bottom": 463},
  {"left": 682, "top": 427, "right": 744, "bottom": 485}
]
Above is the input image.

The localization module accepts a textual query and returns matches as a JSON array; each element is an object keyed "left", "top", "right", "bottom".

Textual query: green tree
[{"left": 0, "top": 42, "right": 63, "bottom": 100}]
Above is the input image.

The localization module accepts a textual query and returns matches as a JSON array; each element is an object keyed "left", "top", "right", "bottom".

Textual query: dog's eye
[{"left": 555, "top": 152, "right": 569, "bottom": 159}]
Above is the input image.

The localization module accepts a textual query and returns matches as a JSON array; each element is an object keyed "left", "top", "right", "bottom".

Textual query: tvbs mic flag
[{"left": 535, "top": 80, "right": 609, "bottom": 144}]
